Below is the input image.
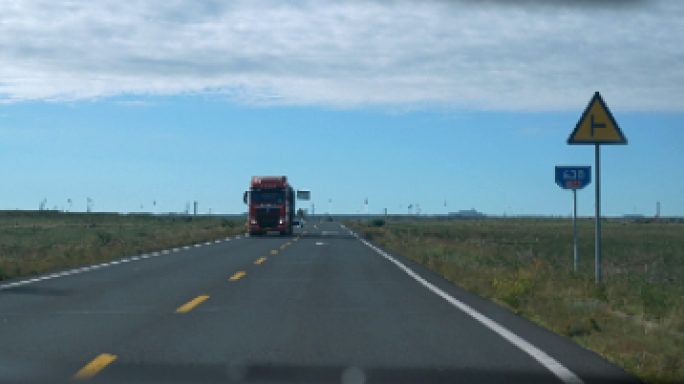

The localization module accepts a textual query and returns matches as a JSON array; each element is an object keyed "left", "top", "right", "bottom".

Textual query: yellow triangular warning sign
[{"left": 568, "top": 92, "right": 627, "bottom": 145}]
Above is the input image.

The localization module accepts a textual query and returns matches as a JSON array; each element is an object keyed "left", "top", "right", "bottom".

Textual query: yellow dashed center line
[
  {"left": 229, "top": 271, "right": 247, "bottom": 281},
  {"left": 280, "top": 244, "right": 286, "bottom": 249},
  {"left": 293, "top": 238, "right": 298, "bottom": 241},
  {"left": 271, "top": 250, "right": 278, "bottom": 255},
  {"left": 287, "top": 242, "right": 291, "bottom": 245},
  {"left": 175, "top": 295, "right": 210, "bottom": 313},
  {"left": 255, "top": 257, "right": 267, "bottom": 264},
  {"left": 73, "top": 353, "right": 117, "bottom": 379}
]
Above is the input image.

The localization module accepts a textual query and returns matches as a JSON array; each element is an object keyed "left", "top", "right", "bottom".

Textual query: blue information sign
[{"left": 555, "top": 166, "right": 591, "bottom": 190}]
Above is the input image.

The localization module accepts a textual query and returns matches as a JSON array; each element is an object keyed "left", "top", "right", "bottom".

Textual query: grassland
[
  {"left": 344, "top": 218, "right": 684, "bottom": 384},
  {"left": 0, "top": 210, "right": 246, "bottom": 281}
]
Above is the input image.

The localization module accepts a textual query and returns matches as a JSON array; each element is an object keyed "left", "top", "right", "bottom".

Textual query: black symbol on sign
[{"left": 591, "top": 115, "right": 606, "bottom": 136}]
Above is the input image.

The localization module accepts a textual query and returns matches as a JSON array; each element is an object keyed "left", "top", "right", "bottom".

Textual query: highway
[{"left": 0, "top": 221, "right": 640, "bottom": 384}]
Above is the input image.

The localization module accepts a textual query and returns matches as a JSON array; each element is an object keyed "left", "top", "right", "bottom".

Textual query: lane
[{"left": 0, "top": 231, "right": 287, "bottom": 382}]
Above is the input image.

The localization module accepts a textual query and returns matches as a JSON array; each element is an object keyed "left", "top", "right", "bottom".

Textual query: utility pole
[{"left": 194, "top": 201, "right": 198, "bottom": 216}]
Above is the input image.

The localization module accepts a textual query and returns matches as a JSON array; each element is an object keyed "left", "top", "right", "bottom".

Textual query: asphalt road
[{"left": 0, "top": 221, "right": 641, "bottom": 384}]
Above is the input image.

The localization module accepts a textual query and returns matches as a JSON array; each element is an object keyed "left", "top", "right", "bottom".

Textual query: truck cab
[{"left": 244, "top": 176, "right": 295, "bottom": 236}]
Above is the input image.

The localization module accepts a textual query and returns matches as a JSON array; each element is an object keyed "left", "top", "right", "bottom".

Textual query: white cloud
[
  {"left": 0, "top": 0, "right": 682, "bottom": 111},
  {"left": 116, "top": 100, "right": 155, "bottom": 106}
]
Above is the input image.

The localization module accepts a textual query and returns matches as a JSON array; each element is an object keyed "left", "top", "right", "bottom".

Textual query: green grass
[
  {"left": 0, "top": 210, "right": 247, "bottom": 280},
  {"left": 344, "top": 218, "right": 684, "bottom": 384}
]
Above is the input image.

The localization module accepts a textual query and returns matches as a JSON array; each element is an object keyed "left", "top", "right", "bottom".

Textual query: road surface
[{"left": 0, "top": 221, "right": 640, "bottom": 383}]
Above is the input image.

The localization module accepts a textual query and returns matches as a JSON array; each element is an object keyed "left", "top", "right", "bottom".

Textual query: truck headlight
[{"left": 279, "top": 218, "right": 285, "bottom": 224}]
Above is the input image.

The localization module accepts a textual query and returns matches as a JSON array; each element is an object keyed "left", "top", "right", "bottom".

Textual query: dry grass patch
[{"left": 0, "top": 211, "right": 246, "bottom": 280}]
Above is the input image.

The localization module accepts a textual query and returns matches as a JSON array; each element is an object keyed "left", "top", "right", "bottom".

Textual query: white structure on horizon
[{"left": 449, "top": 209, "right": 485, "bottom": 217}]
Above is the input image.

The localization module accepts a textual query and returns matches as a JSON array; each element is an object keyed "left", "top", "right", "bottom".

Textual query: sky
[{"left": 0, "top": 0, "right": 682, "bottom": 217}]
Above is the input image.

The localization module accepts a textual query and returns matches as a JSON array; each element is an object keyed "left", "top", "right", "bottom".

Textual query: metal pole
[
  {"left": 573, "top": 188, "right": 578, "bottom": 272},
  {"left": 595, "top": 144, "right": 601, "bottom": 284}
]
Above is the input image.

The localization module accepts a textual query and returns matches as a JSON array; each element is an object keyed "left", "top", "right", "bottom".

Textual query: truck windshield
[{"left": 251, "top": 190, "right": 285, "bottom": 203}]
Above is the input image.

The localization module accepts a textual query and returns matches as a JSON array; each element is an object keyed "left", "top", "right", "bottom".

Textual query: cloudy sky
[{"left": 1, "top": 0, "right": 683, "bottom": 216}]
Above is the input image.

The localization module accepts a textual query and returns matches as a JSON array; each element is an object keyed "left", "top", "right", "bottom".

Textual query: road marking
[
  {"left": 323, "top": 231, "right": 338, "bottom": 235},
  {"left": 356, "top": 237, "right": 583, "bottom": 384},
  {"left": 280, "top": 245, "right": 286, "bottom": 249},
  {"left": 255, "top": 257, "right": 267, "bottom": 265},
  {"left": 194, "top": 244, "right": 201, "bottom": 248},
  {"left": 229, "top": 271, "right": 247, "bottom": 281},
  {"left": 316, "top": 242, "right": 325, "bottom": 245},
  {"left": 271, "top": 250, "right": 278, "bottom": 255},
  {"left": 162, "top": 250, "right": 169, "bottom": 254},
  {"left": 184, "top": 246, "right": 190, "bottom": 250},
  {"left": 215, "top": 240, "right": 221, "bottom": 244},
  {"left": 287, "top": 242, "right": 291, "bottom": 245},
  {"left": 152, "top": 252, "right": 159, "bottom": 256},
  {"left": 235, "top": 236, "right": 241, "bottom": 239},
  {"left": 175, "top": 295, "right": 210, "bottom": 313},
  {"left": 303, "top": 231, "right": 308, "bottom": 235},
  {"left": 293, "top": 238, "right": 298, "bottom": 241},
  {"left": 173, "top": 248, "right": 179, "bottom": 252},
  {"left": 73, "top": 353, "right": 117, "bottom": 379},
  {"left": 130, "top": 257, "right": 139, "bottom": 261}
]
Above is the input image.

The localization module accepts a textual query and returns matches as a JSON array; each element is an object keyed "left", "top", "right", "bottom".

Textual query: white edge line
[{"left": 356, "top": 237, "right": 583, "bottom": 384}]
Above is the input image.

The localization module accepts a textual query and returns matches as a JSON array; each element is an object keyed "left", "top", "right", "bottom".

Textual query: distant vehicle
[
  {"left": 326, "top": 216, "right": 334, "bottom": 222},
  {"left": 292, "top": 218, "right": 302, "bottom": 227},
  {"left": 244, "top": 176, "right": 295, "bottom": 236}
]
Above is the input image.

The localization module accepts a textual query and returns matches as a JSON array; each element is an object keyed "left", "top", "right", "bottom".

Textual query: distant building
[
  {"left": 623, "top": 214, "right": 645, "bottom": 218},
  {"left": 449, "top": 209, "right": 485, "bottom": 217}
]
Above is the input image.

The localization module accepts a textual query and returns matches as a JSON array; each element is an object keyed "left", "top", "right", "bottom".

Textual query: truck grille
[{"left": 257, "top": 216, "right": 278, "bottom": 228}]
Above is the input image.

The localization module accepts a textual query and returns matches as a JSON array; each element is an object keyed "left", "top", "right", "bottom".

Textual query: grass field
[
  {"left": 344, "top": 218, "right": 684, "bottom": 384},
  {"left": 0, "top": 210, "right": 247, "bottom": 281}
]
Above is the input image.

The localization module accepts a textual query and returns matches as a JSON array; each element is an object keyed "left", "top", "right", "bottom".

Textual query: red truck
[{"left": 243, "top": 176, "right": 295, "bottom": 236}]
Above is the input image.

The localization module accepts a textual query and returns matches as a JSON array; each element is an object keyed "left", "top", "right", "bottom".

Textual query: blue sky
[{"left": 1, "top": 0, "right": 683, "bottom": 216}]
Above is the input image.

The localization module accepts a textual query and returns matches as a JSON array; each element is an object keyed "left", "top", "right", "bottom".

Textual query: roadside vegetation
[
  {"left": 0, "top": 210, "right": 246, "bottom": 281},
  {"left": 344, "top": 218, "right": 684, "bottom": 384}
]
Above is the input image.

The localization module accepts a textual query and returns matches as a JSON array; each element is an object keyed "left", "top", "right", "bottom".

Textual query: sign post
[
  {"left": 555, "top": 165, "right": 591, "bottom": 272},
  {"left": 573, "top": 189, "right": 578, "bottom": 271},
  {"left": 567, "top": 92, "right": 627, "bottom": 283}
]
